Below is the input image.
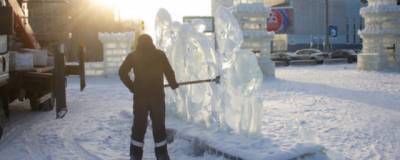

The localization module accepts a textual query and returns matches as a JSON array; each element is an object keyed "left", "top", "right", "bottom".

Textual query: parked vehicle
[
  {"left": 288, "top": 49, "right": 328, "bottom": 64},
  {"left": 354, "top": 49, "right": 362, "bottom": 54},
  {"left": 0, "top": 97, "right": 5, "bottom": 140},
  {"left": 271, "top": 52, "right": 290, "bottom": 66},
  {"left": 0, "top": 3, "right": 86, "bottom": 139},
  {"left": 329, "top": 49, "right": 357, "bottom": 63}
]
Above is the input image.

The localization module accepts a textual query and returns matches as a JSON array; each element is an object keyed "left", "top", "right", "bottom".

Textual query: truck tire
[
  {"left": 315, "top": 59, "right": 324, "bottom": 64},
  {"left": 40, "top": 98, "right": 55, "bottom": 111},
  {"left": 0, "top": 126, "right": 3, "bottom": 140},
  {"left": 30, "top": 95, "right": 55, "bottom": 112},
  {"left": 0, "top": 98, "right": 5, "bottom": 140},
  {"left": 347, "top": 57, "right": 355, "bottom": 63},
  {"left": 284, "top": 60, "right": 290, "bottom": 66},
  {"left": 30, "top": 96, "right": 40, "bottom": 111}
]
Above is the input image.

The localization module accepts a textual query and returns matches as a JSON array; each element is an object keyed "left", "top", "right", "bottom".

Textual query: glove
[
  {"left": 128, "top": 84, "right": 135, "bottom": 94},
  {"left": 129, "top": 88, "right": 135, "bottom": 94},
  {"left": 170, "top": 83, "right": 179, "bottom": 90}
]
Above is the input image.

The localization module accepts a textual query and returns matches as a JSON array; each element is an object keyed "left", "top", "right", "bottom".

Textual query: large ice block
[{"left": 9, "top": 51, "right": 34, "bottom": 71}]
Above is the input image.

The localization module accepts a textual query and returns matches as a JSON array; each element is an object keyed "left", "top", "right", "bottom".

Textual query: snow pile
[{"left": 155, "top": 7, "right": 263, "bottom": 135}]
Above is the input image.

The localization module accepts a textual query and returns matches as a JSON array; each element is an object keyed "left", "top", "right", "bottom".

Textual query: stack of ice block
[{"left": 98, "top": 32, "right": 135, "bottom": 76}]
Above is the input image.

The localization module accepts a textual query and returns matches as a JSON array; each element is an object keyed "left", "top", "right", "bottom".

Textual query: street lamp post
[{"left": 325, "top": 0, "right": 330, "bottom": 52}]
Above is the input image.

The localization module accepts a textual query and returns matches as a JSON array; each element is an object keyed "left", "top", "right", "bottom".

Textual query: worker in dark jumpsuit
[{"left": 119, "top": 34, "right": 179, "bottom": 160}]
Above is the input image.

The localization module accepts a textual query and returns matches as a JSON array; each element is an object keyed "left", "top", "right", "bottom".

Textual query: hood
[{"left": 136, "top": 34, "right": 156, "bottom": 52}]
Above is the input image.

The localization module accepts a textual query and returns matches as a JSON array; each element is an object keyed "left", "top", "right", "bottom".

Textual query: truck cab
[
  {"left": 0, "top": 35, "right": 9, "bottom": 139},
  {"left": 0, "top": 1, "right": 86, "bottom": 140},
  {"left": 0, "top": 36, "right": 8, "bottom": 82}
]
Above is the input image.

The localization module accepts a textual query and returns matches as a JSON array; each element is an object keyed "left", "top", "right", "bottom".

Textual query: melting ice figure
[{"left": 156, "top": 7, "right": 264, "bottom": 136}]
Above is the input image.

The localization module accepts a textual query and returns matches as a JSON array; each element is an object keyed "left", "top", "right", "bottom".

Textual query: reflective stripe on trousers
[
  {"left": 131, "top": 140, "right": 144, "bottom": 148},
  {"left": 155, "top": 140, "right": 167, "bottom": 148},
  {"left": 131, "top": 139, "right": 167, "bottom": 148}
]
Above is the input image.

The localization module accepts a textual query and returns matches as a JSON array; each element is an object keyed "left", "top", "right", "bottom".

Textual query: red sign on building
[{"left": 267, "top": 7, "right": 294, "bottom": 34}]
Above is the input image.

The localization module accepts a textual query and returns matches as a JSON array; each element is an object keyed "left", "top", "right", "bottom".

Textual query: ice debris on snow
[
  {"left": 167, "top": 117, "right": 326, "bottom": 160},
  {"left": 155, "top": 7, "right": 264, "bottom": 136}
]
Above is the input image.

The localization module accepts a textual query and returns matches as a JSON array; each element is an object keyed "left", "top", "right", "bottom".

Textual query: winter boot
[
  {"left": 155, "top": 145, "right": 170, "bottom": 160},
  {"left": 130, "top": 145, "right": 143, "bottom": 160},
  {"left": 0, "top": 126, "right": 3, "bottom": 140}
]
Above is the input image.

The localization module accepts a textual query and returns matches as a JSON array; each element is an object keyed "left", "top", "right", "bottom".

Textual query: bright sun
[{"left": 92, "top": 0, "right": 211, "bottom": 34}]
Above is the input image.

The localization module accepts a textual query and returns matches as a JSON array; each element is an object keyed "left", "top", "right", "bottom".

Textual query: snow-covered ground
[
  {"left": 0, "top": 77, "right": 224, "bottom": 160},
  {"left": 0, "top": 64, "right": 399, "bottom": 160},
  {"left": 261, "top": 64, "right": 400, "bottom": 160}
]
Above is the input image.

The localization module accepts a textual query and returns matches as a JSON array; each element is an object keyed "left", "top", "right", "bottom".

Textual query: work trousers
[{"left": 130, "top": 96, "right": 169, "bottom": 160}]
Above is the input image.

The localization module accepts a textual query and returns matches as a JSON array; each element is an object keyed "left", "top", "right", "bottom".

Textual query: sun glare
[
  {"left": 92, "top": 0, "right": 114, "bottom": 7},
  {"left": 92, "top": 0, "right": 211, "bottom": 35}
]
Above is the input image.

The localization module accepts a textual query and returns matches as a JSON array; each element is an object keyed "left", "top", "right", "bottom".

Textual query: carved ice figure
[
  {"left": 215, "top": 6, "right": 263, "bottom": 134},
  {"left": 155, "top": 8, "right": 172, "bottom": 51},
  {"left": 156, "top": 10, "right": 220, "bottom": 125},
  {"left": 214, "top": 7, "right": 243, "bottom": 59},
  {"left": 175, "top": 24, "right": 219, "bottom": 125},
  {"left": 155, "top": 7, "right": 263, "bottom": 135}
]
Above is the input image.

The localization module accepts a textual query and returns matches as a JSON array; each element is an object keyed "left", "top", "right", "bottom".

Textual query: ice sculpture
[
  {"left": 155, "top": 8, "right": 172, "bottom": 51},
  {"left": 358, "top": 1, "right": 400, "bottom": 71},
  {"left": 214, "top": 7, "right": 243, "bottom": 57},
  {"left": 232, "top": 3, "right": 276, "bottom": 77},
  {"left": 156, "top": 7, "right": 264, "bottom": 135}
]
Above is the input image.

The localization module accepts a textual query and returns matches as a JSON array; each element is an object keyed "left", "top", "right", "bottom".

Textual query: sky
[{"left": 93, "top": 0, "right": 211, "bottom": 35}]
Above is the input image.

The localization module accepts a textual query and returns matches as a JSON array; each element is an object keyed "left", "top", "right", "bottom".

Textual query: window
[
  {"left": 0, "top": 35, "right": 7, "bottom": 54},
  {"left": 346, "top": 21, "right": 350, "bottom": 44},
  {"left": 360, "top": 0, "right": 368, "bottom": 5}
]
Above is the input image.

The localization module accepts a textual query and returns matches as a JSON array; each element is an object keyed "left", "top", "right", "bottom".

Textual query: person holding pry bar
[{"left": 119, "top": 34, "right": 179, "bottom": 160}]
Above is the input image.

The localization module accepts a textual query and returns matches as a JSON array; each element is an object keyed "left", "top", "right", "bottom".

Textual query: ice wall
[
  {"left": 156, "top": 7, "right": 264, "bottom": 135},
  {"left": 98, "top": 32, "right": 135, "bottom": 76}
]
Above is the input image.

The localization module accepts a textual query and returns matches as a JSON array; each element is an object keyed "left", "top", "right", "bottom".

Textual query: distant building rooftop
[{"left": 264, "top": 0, "right": 290, "bottom": 7}]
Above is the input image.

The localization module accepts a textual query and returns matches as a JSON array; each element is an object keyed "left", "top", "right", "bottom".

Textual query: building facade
[
  {"left": 212, "top": 0, "right": 364, "bottom": 52},
  {"left": 266, "top": 0, "right": 364, "bottom": 52},
  {"left": 212, "top": 0, "right": 264, "bottom": 15}
]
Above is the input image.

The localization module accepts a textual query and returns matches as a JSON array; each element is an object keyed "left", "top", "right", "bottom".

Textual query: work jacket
[{"left": 119, "top": 49, "right": 178, "bottom": 98}]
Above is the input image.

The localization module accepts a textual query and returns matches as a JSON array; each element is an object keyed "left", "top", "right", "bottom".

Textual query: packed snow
[
  {"left": 0, "top": 77, "right": 225, "bottom": 160},
  {"left": 261, "top": 64, "right": 400, "bottom": 160},
  {"left": 0, "top": 64, "right": 399, "bottom": 160}
]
